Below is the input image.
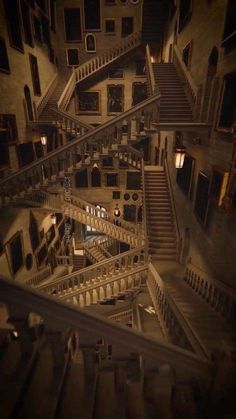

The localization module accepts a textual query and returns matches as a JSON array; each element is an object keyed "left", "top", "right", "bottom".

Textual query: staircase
[
  {"left": 142, "top": 0, "right": 169, "bottom": 43},
  {"left": 145, "top": 168, "right": 177, "bottom": 261},
  {"left": 39, "top": 74, "right": 71, "bottom": 122},
  {"left": 0, "top": 273, "right": 217, "bottom": 419},
  {"left": 153, "top": 63, "right": 194, "bottom": 122}
]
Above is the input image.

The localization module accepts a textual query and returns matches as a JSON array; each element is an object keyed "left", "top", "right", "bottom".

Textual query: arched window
[
  {"left": 24, "top": 85, "right": 34, "bottom": 121},
  {"left": 86, "top": 204, "right": 107, "bottom": 232},
  {"left": 85, "top": 33, "right": 96, "bottom": 53}
]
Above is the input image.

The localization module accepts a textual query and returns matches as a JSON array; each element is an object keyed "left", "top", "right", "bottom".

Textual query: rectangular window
[
  {"left": 218, "top": 72, "right": 236, "bottom": 129},
  {"left": 4, "top": 0, "right": 24, "bottom": 52},
  {"left": 67, "top": 49, "right": 79, "bottom": 66},
  {"left": 106, "top": 173, "right": 118, "bottom": 187},
  {"left": 0, "top": 114, "right": 18, "bottom": 144},
  {"left": 178, "top": 0, "right": 192, "bottom": 32},
  {"left": 49, "top": 0, "right": 56, "bottom": 32},
  {"left": 8, "top": 232, "right": 24, "bottom": 275},
  {"left": 121, "top": 17, "right": 133, "bottom": 37},
  {"left": 0, "top": 37, "right": 10, "bottom": 73},
  {"left": 105, "top": 18, "right": 115, "bottom": 34},
  {"left": 222, "top": 0, "right": 236, "bottom": 51},
  {"left": 21, "top": 0, "right": 33, "bottom": 47},
  {"left": 84, "top": 0, "right": 101, "bottom": 30},
  {"left": 41, "top": 13, "right": 51, "bottom": 47},
  {"left": 33, "top": 16, "right": 42, "bottom": 42},
  {"left": 194, "top": 172, "right": 210, "bottom": 226},
  {"left": 29, "top": 53, "right": 41, "bottom": 95},
  {"left": 64, "top": 8, "right": 82, "bottom": 42},
  {"left": 126, "top": 172, "right": 141, "bottom": 189},
  {"left": 182, "top": 41, "right": 192, "bottom": 68}
]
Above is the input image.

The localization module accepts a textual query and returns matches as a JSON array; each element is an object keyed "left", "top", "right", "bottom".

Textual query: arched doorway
[{"left": 24, "top": 85, "right": 34, "bottom": 121}]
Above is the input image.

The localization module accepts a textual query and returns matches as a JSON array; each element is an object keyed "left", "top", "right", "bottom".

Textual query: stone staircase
[
  {"left": 39, "top": 74, "right": 71, "bottom": 122},
  {"left": 145, "top": 168, "right": 177, "bottom": 261},
  {"left": 142, "top": 0, "right": 169, "bottom": 43},
  {"left": 153, "top": 63, "right": 194, "bottom": 122}
]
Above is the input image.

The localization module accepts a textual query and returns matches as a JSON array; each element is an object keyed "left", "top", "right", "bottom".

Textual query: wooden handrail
[{"left": 0, "top": 274, "right": 213, "bottom": 378}]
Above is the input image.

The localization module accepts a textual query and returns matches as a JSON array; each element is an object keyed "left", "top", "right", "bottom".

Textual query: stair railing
[
  {"left": 164, "top": 157, "right": 180, "bottom": 261},
  {"left": 37, "top": 247, "right": 146, "bottom": 295},
  {"left": 21, "top": 191, "right": 144, "bottom": 247},
  {"left": 173, "top": 45, "right": 197, "bottom": 109},
  {"left": 0, "top": 92, "right": 161, "bottom": 203},
  {"left": 115, "top": 145, "right": 142, "bottom": 170},
  {"left": 185, "top": 260, "right": 236, "bottom": 325},
  {"left": 145, "top": 44, "right": 158, "bottom": 96},
  {"left": 58, "top": 31, "right": 142, "bottom": 111},
  {"left": 0, "top": 274, "right": 213, "bottom": 378},
  {"left": 141, "top": 157, "right": 149, "bottom": 261},
  {"left": 59, "top": 264, "right": 147, "bottom": 306},
  {"left": 36, "top": 72, "right": 58, "bottom": 117},
  {"left": 52, "top": 108, "right": 94, "bottom": 134},
  {"left": 148, "top": 263, "right": 210, "bottom": 359}
]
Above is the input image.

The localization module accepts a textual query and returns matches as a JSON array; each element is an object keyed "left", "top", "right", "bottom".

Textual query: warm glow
[
  {"left": 40, "top": 134, "right": 47, "bottom": 146},
  {"left": 51, "top": 214, "right": 57, "bottom": 225},
  {"left": 175, "top": 148, "right": 186, "bottom": 169}
]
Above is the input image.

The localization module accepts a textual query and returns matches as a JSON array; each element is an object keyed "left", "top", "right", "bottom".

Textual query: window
[
  {"left": 29, "top": 53, "right": 41, "bottom": 95},
  {"left": 178, "top": 0, "right": 192, "bottom": 32},
  {"left": 105, "top": 19, "right": 115, "bottom": 34},
  {"left": 86, "top": 205, "right": 106, "bottom": 232},
  {"left": 182, "top": 41, "right": 192, "bottom": 68},
  {"left": 0, "top": 37, "right": 10, "bottom": 73},
  {"left": 222, "top": 0, "right": 236, "bottom": 51},
  {"left": 106, "top": 173, "right": 118, "bottom": 186},
  {"left": 41, "top": 14, "right": 51, "bottom": 47},
  {"left": 49, "top": 0, "right": 56, "bottom": 32},
  {"left": 126, "top": 172, "right": 141, "bottom": 189},
  {"left": 64, "top": 8, "right": 82, "bottom": 42},
  {"left": 121, "top": 17, "right": 133, "bottom": 37},
  {"left": 4, "top": 0, "right": 24, "bottom": 52},
  {"left": 84, "top": 0, "right": 101, "bottom": 30},
  {"left": 29, "top": 211, "right": 39, "bottom": 251},
  {"left": 66, "top": 49, "right": 79, "bottom": 66},
  {"left": 8, "top": 231, "right": 24, "bottom": 275},
  {"left": 20, "top": 0, "right": 34, "bottom": 47},
  {"left": 218, "top": 72, "right": 236, "bottom": 130},
  {"left": 33, "top": 16, "right": 42, "bottom": 43}
]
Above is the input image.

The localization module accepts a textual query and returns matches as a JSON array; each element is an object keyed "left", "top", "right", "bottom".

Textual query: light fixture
[
  {"left": 114, "top": 204, "right": 121, "bottom": 217},
  {"left": 40, "top": 134, "right": 47, "bottom": 146},
  {"left": 51, "top": 213, "right": 57, "bottom": 225},
  {"left": 175, "top": 146, "right": 186, "bottom": 169}
]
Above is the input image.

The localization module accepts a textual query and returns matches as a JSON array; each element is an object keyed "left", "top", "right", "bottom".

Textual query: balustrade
[
  {"left": 185, "top": 262, "right": 236, "bottom": 324},
  {"left": 148, "top": 263, "right": 208, "bottom": 358},
  {"left": 58, "top": 32, "right": 142, "bottom": 111},
  {"left": 0, "top": 92, "right": 160, "bottom": 205},
  {"left": 37, "top": 247, "right": 146, "bottom": 296}
]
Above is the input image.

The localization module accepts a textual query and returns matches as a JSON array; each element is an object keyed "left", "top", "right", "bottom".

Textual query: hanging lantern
[
  {"left": 114, "top": 204, "right": 121, "bottom": 217},
  {"left": 51, "top": 213, "right": 57, "bottom": 225},
  {"left": 175, "top": 146, "right": 186, "bottom": 169},
  {"left": 40, "top": 134, "right": 47, "bottom": 146}
]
